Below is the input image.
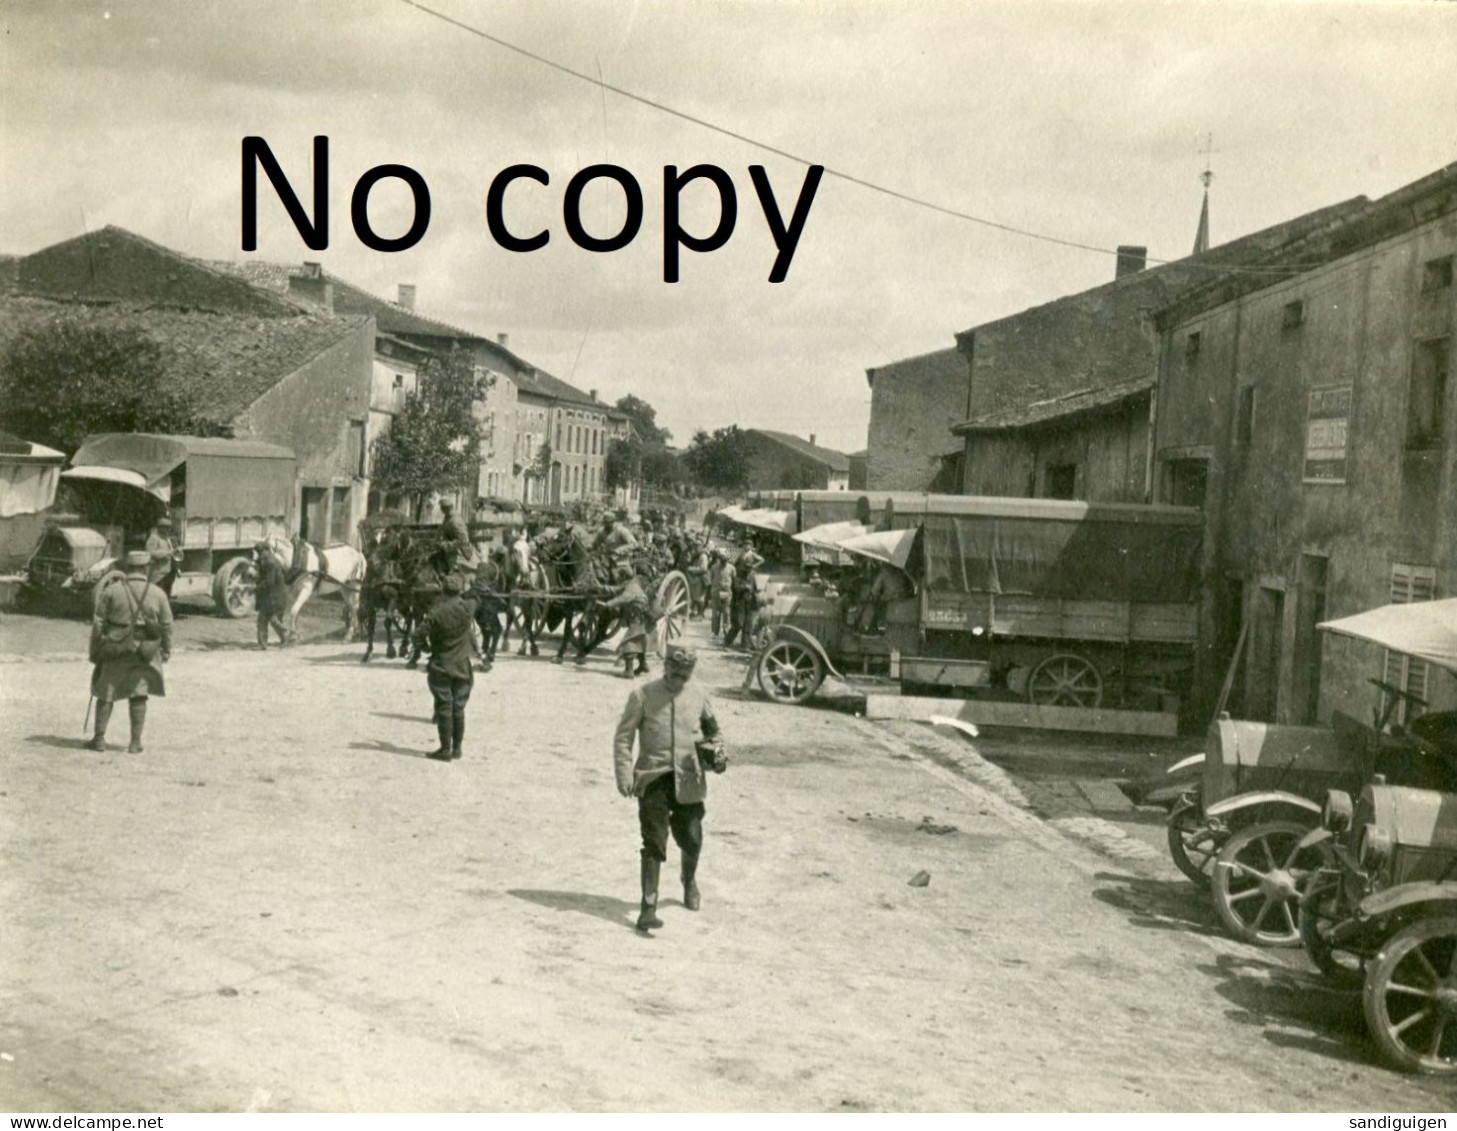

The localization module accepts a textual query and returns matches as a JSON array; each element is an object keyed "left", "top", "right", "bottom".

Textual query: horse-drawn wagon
[
  {"left": 22, "top": 433, "right": 296, "bottom": 617},
  {"left": 752, "top": 494, "right": 1203, "bottom": 713}
]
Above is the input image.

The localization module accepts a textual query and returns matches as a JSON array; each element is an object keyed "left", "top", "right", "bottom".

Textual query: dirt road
[{"left": 0, "top": 602, "right": 1447, "bottom": 1110}]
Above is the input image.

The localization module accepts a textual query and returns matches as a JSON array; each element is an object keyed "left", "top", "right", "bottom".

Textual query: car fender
[
  {"left": 1203, "top": 791, "right": 1321, "bottom": 825},
  {"left": 1167, "top": 753, "right": 1206, "bottom": 777},
  {"left": 768, "top": 623, "right": 845, "bottom": 684},
  {"left": 1358, "top": 882, "right": 1457, "bottom": 922}
]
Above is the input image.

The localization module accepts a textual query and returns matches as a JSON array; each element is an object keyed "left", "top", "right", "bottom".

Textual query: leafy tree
[
  {"left": 682, "top": 425, "right": 751, "bottom": 491},
  {"left": 0, "top": 320, "right": 223, "bottom": 454},
  {"left": 614, "top": 393, "right": 671, "bottom": 445},
  {"left": 641, "top": 444, "right": 685, "bottom": 489},
  {"left": 604, "top": 435, "right": 640, "bottom": 491},
  {"left": 369, "top": 347, "right": 491, "bottom": 520}
]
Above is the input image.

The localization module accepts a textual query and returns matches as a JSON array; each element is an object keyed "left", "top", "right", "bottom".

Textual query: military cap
[
  {"left": 155, "top": 517, "right": 172, "bottom": 528},
  {"left": 123, "top": 550, "right": 151, "bottom": 569}
]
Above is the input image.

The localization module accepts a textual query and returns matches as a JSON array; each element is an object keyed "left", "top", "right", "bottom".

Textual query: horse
[
  {"left": 469, "top": 558, "right": 510, "bottom": 668},
  {"left": 263, "top": 534, "right": 368, "bottom": 643},
  {"left": 359, "top": 531, "right": 408, "bottom": 662},
  {"left": 536, "top": 525, "right": 623, "bottom": 664}
]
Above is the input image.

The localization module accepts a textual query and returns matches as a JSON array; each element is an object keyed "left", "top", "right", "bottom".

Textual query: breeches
[
  {"left": 637, "top": 774, "right": 703, "bottom": 862},
  {"left": 427, "top": 672, "right": 473, "bottom": 713}
]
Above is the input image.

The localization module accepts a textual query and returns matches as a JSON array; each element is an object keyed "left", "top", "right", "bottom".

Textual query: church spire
[{"left": 1193, "top": 133, "right": 1215, "bottom": 255}]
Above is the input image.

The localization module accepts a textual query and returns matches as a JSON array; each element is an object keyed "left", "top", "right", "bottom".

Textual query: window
[
  {"left": 1044, "top": 463, "right": 1076, "bottom": 500},
  {"left": 1236, "top": 386, "right": 1256, "bottom": 448},
  {"left": 1167, "top": 458, "right": 1208, "bottom": 508},
  {"left": 1282, "top": 300, "right": 1305, "bottom": 330},
  {"left": 392, "top": 374, "right": 406, "bottom": 410},
  {"left": 1423, "top": 255, "right": 1454, "bottom": 293},
  {"left": 300, "top": 487, "right": 326, "bottom": 542},
  {"left": 329, "top": 486, "right": 351, "bottom": 545},
  {"left": 1185, "top": 332, "right": 1202, "bottom": 365},
  {"left": 1385, "top": 564, "right": 1437, "bottom": 724},
  {"left": 1407, "top": 337, "right": 1449, "bottom": 449}
]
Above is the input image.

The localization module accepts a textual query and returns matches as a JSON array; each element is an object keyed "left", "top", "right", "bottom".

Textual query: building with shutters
[{"left": 1150, "top": 162, "right": 1457, "bottom": 724}]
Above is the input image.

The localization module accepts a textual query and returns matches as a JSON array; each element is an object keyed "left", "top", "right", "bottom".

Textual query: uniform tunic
[
  {"left": 613, "top": 678, "right": 719, "bottom": 802},
  {"left": 91, "top": 574, "right": 173, "bottom": 701},
  {"left": 603, "top": 576, "right": 651, "bottom": 659}
]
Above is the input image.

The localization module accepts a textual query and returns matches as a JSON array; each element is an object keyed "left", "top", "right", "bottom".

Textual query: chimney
[
  {"left": 497, "top": 332, "right": 509, "bottom": 349},
  {"left": 397, "top": 284, "right": 416, "bottom": 311},
  {"left": 590, "top": 389, "right": 598, "bottom": 401},
  {"left": 809, "top": 433, "right": 817, "bottom": 446},
  {"left": 288, "top": 263, "right": 333, "bottom": 311},
  {"left": 1115, "top": 245, "right": 1147, "bottom": 280}
]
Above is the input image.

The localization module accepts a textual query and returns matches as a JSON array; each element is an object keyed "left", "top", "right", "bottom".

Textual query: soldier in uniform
[
  {"left": 592, "top": 508, "right": 639, "bottom": 565},
  {"left": 437, "top": 499, "right": 473, "bottom": 574},
  {"left": 145, "top": 517, "right": 182, "bottom": 597},
  {"left": 613, "top": 645, "right": 725, "bottom": 932},
  {"left": 412, "top": 573, "right": 477, "bottom": 762},
  {"left": 88, "top": 550, "right": 173, "bottom": 753},
  {"left": 601, "top": 565, "right": 652, "bottom": 678}
]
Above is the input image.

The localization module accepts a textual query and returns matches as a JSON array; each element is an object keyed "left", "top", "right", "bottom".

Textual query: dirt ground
[{"left": 0, "top": 597, "right": 1451, "bottom": 1111}]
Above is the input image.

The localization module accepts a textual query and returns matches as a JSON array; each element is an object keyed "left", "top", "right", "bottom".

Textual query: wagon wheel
[
  {"left": 1026, "top": 652, "right": 1103, "bottom": 708},
  {"left": 1167, "top": 802, "right": 1221, "bottom": 889},
  {"left": 654, "top": 570, "right": 690, "bottom": 655},
  {"left": 523, "top": 563, "right": 551, "bottom": 637},
  {"left": 1211, "top": 820, "right": 1325, "bottom": 947},
  {"left": 1363, "top": 915, "right": 1457, "bottom": 1074},
  {"left": 212, "top": 557, "right": 257, "bottom": 619},
  {"left": 757, "top": 638, "right": 825, "bottom": 704},
  {"left": 1298, "top": 876, "right": 1365, "bottom": 989}
]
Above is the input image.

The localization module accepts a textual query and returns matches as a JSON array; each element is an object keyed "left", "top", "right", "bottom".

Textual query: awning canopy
[
  {"left": 63, "top": 465, "right": 155, "bottom": 493},
  {"left": 1320, "top": 599, "right": 1457, "bottom": 675},
  {"left": 793, "top": 520, "right": 871, "bottom": 550},
  {"left": 840, "top": 528, "right": 918, "bottom": 570},
  {"left": 737, "top": 508, "right": 798, "bottom": 535}
]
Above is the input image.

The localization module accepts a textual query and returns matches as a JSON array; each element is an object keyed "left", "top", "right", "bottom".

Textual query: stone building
[
  {"left": 864, "top": 347, "right": 968, "bottom": 490},
  {"left": 0, "top": 227, "right": 375, "bottom": 545},
  {"left": 742, "top": 430, "right": 850, "bottom": 491},
  {"left": 1152, "top": 162, "right": 1457, "bottom": 724}
]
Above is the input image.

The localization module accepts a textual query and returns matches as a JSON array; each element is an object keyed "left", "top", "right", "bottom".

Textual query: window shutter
[{"left": 1384, "top": 563, "right": 1437, "bottom": 721}]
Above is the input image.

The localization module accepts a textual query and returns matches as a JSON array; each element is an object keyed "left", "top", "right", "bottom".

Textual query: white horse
[{"left": 263, "top": 535, "right": 368, "bottom": 643}]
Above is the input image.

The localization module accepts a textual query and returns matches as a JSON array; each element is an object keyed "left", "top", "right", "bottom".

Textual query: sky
[{"left": 2, "top": 0, "right": 1455, "bottom": 453}]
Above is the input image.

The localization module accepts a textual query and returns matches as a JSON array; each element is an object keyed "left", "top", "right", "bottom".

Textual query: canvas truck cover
[
  {"left": 905, "top": 497, "right": 1203, "bottom": 602},
  {"left": 67, "top": 434, "right": 296, "bottom": 517}
]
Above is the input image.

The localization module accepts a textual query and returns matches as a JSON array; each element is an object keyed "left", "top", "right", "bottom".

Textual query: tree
[
  {"left": 603, "top": 435, "right": 640, "bottom": 491},
  {"left": 614, "top": 393, "right": 671, "bottom": 445},
  {"left": 640, "top": 444, "right": 685, "bottom": 489},
  {"left": 0, "top": 320, "right": 223, "bottom": 454},
  {"left": 369, "top": 347, "right": 491, "bottom": 519},
  {"left": 682, "top": 425, "right": 752, "bottom": 491}
]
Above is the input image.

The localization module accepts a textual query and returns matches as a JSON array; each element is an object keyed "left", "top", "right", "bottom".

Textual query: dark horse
[{"left": 536, "top": 524, "right": 619, "bottom": 664}]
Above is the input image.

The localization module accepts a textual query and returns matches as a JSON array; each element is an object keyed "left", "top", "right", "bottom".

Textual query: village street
[{"left": 0, "top": 600, "right": 1449, "bottom": 1112}]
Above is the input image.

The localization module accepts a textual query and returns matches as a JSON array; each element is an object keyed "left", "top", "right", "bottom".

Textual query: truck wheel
[
  {"left": 212, "top": 557, "right": 257, "bottom": 619},
  {"left": 757, "top": 639, "right": 824, "bottom": 704},
  {"left": 1364, "top": 916, "right": 1457, "bottom": 1074},
  {"left": 1298, "top": 877, "right": 1365, "bottom": 989},
  {"left": 1211, "top": 820, "right": 1322, "bottom": 947},
  {"left": 1167, "top": 802, "right": 1220, "bottom": 889},
  {"left": 1026, "top": 652, "right": 1103, "bottom": 708}
]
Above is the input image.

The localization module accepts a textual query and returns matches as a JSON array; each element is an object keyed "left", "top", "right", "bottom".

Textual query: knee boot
[
  {"left": 127, "top": 698, "right": 147, "bottom": 753},
  {"left": 451, "top": 710, "right": 466, "bottom": 760},
  {"left": 87, "top": 700, "right": 113, "bottom": 752},
  {"left": 430, "top": 712, "right": 453, "bottom": 761},
  {"left": 637, "top": 852, "right": 664, "bottom": 931},
  {"left": 682, "top": 852, "right": 701, "bottom": 911}
]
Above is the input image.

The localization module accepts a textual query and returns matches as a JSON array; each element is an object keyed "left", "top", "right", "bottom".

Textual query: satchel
[{"left": 94, "top": 581, "right": 160, "bottom": 663}]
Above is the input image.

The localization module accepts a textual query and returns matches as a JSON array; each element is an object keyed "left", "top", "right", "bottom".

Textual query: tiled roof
[
  {"left": 1154, "top": 160, "right": 1457, "bottom": 328},
  {"left": 0, "top": 295, "right": 366, "bottom": 425},
  {"left": 953, "top": 376, "right": 1151, "bottom": 433},
  {"left": 952, "top": 195, "right": 1370, "bottom": 430},
  {"left": 749, "top": 429, "right": 852, "bottom": 473},
  {"left": 17, "top": 227, "right": 308, "bottom": 317}
]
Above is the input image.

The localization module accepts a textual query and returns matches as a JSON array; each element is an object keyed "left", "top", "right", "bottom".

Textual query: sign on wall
[{"left": 1304, "top": 384, "right": 1351, "bottom": 483}]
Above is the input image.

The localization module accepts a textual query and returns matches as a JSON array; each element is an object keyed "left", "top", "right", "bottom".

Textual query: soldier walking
[
  {"left": 613, "top": 646, "right": 725, "bottom": 933},
  {"left": 87, "top": 550, "right": 173, "bottom": 753},
  {"left": 413, "top": 573, "right": 477, "bottom": 762}
]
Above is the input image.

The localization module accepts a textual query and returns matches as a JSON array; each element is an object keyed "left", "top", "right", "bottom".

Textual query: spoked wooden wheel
[
  {"left": 1299, "top": 877, "right": 1365, "bottom": 989},
  {"left": 1026, "top": 652, "right": 1103, "bottom": 708},
  {"left": 1212, "top": 820, "right": 1324, "bottom": 947},
  {"left": 757, "top": 638, "right": 825, "bottom": 704},
  {"left": 1363, "top": 916, "right": 1457, "bottom": 1074},
  {"left": 654, "top": 570, "right": 690, "bottom": 655},
  {"left": 1167, "top": 801, "right": 1220, "bottom": 889}
]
